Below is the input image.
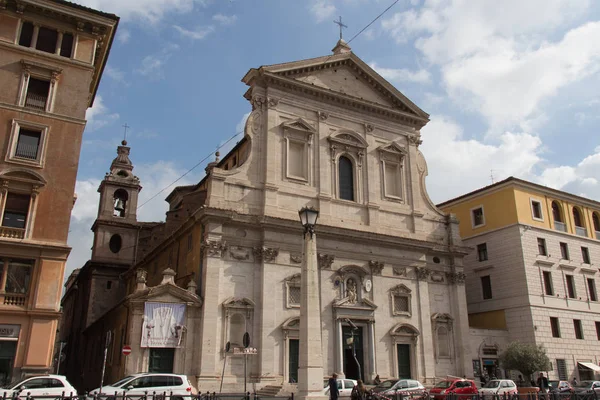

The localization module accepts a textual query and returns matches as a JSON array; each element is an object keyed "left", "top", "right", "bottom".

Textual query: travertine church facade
[{"left": 61, "top": 40, "right": 472, "bottom": 392}]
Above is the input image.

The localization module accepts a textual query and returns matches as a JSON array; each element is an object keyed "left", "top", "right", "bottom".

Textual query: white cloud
[
  {"left": 212, "top": 14, "right": 238, "bottom": 26},
  {"left": 369, "top": 62, "right": 431, "bottom": 84},
  {"left": 310, "top": 1, "right": 336, "bottom": 23},
  {"left": 117, "top": 29, "right": 130, "bottom": 44},
  {"left": 73, "top": 0, "right": 210, "bottom": 23},
  {"left": 105, "top": 65, "right": 125, "bottom": 82},
  {"left": 173, "top": 25, "right": 215, "bottom": 40},
  {"left": 85, "top": 95, "right": 119, "bottom": 132},
  {"left": 66, "top": 161, "right": 198, "bottom": 279},
  {"left": 137, "top": 43, "right": 180, "bottom": 78}
]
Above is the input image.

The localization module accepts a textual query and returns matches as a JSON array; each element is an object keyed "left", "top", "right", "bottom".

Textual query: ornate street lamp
[{"left": 297, "top": 206, "right": 326, "bottom": 400}]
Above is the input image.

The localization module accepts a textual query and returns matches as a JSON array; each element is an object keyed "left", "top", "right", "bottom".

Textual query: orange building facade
[{"left": 0, "top": 0, "right": 117, "bottom": 385}]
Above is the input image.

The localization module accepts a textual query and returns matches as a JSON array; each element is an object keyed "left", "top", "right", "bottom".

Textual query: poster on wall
[{"left": 141, "top": 302, "right": 186, "bottom": 348}]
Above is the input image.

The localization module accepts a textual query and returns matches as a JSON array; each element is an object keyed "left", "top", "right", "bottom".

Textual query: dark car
[
  {"left": 548, "top": 380, "right": 573, "bottom": 394},
  {"left": 573, "top": 381, "right": 600, "bottom": 395},
  {"left": 371, "top": 379, "right": 426, "bottom": 399},
  {"left": 429, "top": 379, "right": 478, "bottom": 400}
]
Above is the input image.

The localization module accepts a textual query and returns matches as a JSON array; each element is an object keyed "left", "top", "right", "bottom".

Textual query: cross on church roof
[
  {"left": 122, "top": 123, "right": 130, "bottom": 145},
  {"left": 333, "top": 16, "right": 347, "bottom": 40}
]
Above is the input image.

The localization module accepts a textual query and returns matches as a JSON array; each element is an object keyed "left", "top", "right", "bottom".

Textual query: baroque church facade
[{"left": 60, "top": 40, "right": 472, "bottom": 392}]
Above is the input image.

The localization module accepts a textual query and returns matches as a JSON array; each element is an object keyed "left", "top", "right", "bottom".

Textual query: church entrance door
[
  {"left": 289, "top": 339, "right": 299, "bottom": 383},
  {"left": 343, "top": 326, "right": 364, "bottom": 381},
  {"left": 149, "top": 348, "right": 175, "bottom": 373},
  {"left": 396, "top": 344, "right": 411, "bottom": 378}
]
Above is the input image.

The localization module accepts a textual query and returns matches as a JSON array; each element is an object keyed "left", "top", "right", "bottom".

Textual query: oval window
[{"left": 109, "top": 234, "right": 122, "bottom": 253}]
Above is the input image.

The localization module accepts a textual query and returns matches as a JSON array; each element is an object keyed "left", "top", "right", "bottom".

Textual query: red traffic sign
[{"left": 122, "top": 345, "right": 132, "bottom": 356}]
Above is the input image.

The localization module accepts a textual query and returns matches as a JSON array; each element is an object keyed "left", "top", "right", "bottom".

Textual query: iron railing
[
  {"left": 0, "top": 393, "right": 294, "bottom": 400},
  {"left": 369, "top": 391, "right": 600, "bottom": 400}
]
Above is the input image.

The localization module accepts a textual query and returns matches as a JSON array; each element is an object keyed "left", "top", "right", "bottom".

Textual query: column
[
  {"left": 55, "top": 31, "right": 63, "bottom": 55},
  {"left": 368, "top": 321, "right": 376, "bottom": 380},
  {"left": 30, "top": 25, "right": 39, "bottom": 48},
  {"left": 298, "top": 231, "right": 327, "bottom": 400}
]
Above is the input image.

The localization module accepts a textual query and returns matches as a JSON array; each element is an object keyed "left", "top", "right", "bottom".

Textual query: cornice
[{"left": 0, "top": 101, "right": 86, "bottom": 125}]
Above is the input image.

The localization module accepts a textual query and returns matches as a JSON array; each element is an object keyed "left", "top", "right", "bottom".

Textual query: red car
[{"left": 429, "top": 379, "right": 479, "bottom": 400}]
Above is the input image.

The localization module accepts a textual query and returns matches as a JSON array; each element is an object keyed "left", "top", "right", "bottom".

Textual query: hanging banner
[{"left": 141, "top": 302, "right": 186, "bottom": 348}]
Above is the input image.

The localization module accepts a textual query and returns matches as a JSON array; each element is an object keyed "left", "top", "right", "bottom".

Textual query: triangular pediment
[
  {"left": 252, "top": 53, "right": 429, "bottom": 120},
  {"left": 130, "top": 283, "right": 202, "bottom": 305},
  {"left": 282, "top": 118, "right": 316, "bottom": 133},
  {"left": 333, "top": 296, "right": 377, "bottom": 310}
]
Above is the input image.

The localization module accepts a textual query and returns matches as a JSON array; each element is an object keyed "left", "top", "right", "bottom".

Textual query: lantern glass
[
  {"left": 299, "top": 208, "right": 308, "bottom": 226},
  {"left": 298, "top": 207, "right": 319, "bottom": 227}
]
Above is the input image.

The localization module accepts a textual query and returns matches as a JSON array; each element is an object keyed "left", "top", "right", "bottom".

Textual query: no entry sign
[{"left": 122, "top": 345, "right": 132, "bottom": 356}]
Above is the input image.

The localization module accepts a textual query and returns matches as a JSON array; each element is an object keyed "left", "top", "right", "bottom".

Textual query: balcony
[
  {"left": 1, "top": 293, "right": 27, "bottom": 307},
  {"left": 0, "top": 226, "right": 25, "bottom": 239},
  {"left": 24, "top": 93, "right": 47, "bottom": 111},
  {"left": 575, "top": 226, "right": 587, "bottom": 237},
  {"left": 554, "top": 221, "right": 567, "bottom": 232}
]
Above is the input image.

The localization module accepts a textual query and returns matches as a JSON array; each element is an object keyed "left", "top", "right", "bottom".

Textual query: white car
[
  {"left": 322, "top": 378, "right": 358, "bottom": 398},
  {"left": 1, "top": 375, "right": 77, "bottom": 398},
  {"left": 89, "top": 373, "right": 194, "bottom": 399},
  {"left": 480, "top": 380, "right": 518, "bottom": 397}
]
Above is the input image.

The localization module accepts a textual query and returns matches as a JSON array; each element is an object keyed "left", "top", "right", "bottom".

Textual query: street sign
[{"left": 122, "top": 345, "right": 132, "bottom": 356}]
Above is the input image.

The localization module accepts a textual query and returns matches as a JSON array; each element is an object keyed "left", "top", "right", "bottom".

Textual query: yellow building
[
  {"left": 439, "top": 177, "right": 600, "bottom": 381},
  {"left": 0, "top": 0, "right": 117, "bottom": 384}
]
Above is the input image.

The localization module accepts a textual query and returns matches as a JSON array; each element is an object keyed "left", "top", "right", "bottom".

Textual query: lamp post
[{"left": 297, "top": 207, "right": 327, "bottom": 400}]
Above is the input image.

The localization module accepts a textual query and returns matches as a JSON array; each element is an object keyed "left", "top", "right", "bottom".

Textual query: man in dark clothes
[
  {"left": 537, "top": 372, "right": 549, "bottom": 399},
  {"left": 329, "top": 373, "right": 339, "bottom": 400}
]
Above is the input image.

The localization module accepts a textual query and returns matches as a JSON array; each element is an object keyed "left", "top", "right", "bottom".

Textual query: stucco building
[
  {"left": 0, "top": 0, "right": 118, "bottom": 385},
  {"left": 439, "top": 177, "right": 600, "bottom": 382},
  {"left": 62, "top": 40, "right": 474, "bottom": 393}
]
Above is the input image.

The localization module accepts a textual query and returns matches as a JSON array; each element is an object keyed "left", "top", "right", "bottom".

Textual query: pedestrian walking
[
  {"left": 571, "top": 377, "right": 578, "bottom": 386},
  {"left": 537, "top": 372, "right": 549, "bottom": 399},
  {"left": 351, "top": 380, "right": 367, "bottom": 400},
  {"left": 329, "top": 373, "right": 339, "bottom": 400},
  {"left": 373, "top": 375, "right": 381, "bottom": 385}
]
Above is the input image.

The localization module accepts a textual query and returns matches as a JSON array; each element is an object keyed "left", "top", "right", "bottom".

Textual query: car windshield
[
  {"left": 110, "top": 376, "right": 136, "bottom": 388},
  {"left": 575, "top": 382, "right": 594, "bottom": 389},
  {"left": 435, "top": 381, "right": 452, "bottom": 389},
  {"left": 484, "top": 381, "right": 501, "bottom": 388},
  {"left": 377, "top": 380, "right": 398, "bottom": 389},
  {"left": 548, "top": 381, "right": 559, "bottom": 387}
]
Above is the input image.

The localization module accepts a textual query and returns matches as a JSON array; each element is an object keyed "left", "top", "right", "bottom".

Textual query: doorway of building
[
  {"left": 482, "top": 359, "right": 499, "bottom": 379},
  {"left": 343, "top": 326, "right": 364, "bottom": 381},
  {"left": 289, "top": 339, "right": 299, "bottom": 383},
  {"left": 149, "top": 348, "right": 175, "bottom": 373},
  {"left": 396, "top": 344, "right": 411, "bottom": 379},
  {"left": 0, "top": 341, "right": 17, "bottom": 387}
]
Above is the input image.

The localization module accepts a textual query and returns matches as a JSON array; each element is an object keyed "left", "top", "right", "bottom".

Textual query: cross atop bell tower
[{"left": 91, "top": 140, "right": 142, "bottom": 264}]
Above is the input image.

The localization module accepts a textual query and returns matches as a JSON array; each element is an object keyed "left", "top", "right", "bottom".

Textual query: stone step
[{"left": 256, "top": 385, "right": 285, "bottom": 396}]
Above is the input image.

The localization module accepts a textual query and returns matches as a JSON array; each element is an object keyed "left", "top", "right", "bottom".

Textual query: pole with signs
[
  {"left": 219, "top": 342, "right": 231, "bottom": 393},
  {"left": 99, "top": 331, "right": 112, "bottom": 395},
  {"left": 243, "top": 332, "right": 250, "bottom": 393}
]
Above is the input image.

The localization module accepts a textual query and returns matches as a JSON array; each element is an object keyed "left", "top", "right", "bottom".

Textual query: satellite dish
[
  {"left": 225, "top": 341, "right": 231, "bottom": 352},
  {"left": 243, "top": 332, "right": 250, "bottom": 348}
]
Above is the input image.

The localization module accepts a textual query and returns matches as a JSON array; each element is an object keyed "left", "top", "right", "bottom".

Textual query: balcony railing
[
  {"left": 1, "top": 293, "right": 26, "bottom": 306},
  {"left": 24, "top": 93, "right": 47, "bottom": 111},
  {"left": 575, "top": 226, "right": 587, "bottom": 237},
  {"left": 0, "top": 226, "right": 25, "bottom": 239},
  {"left": 554, "top": 221, "right": 567, "bottom": 232}
]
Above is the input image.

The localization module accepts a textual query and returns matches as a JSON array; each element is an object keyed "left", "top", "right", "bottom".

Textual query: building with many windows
[
  {"left": 439, "top": 177, "right": 600, "bottom": 382},
  {"left": 60, "top": 40, "right": 474, "bottom": 393},
  {"left": 0, "top": 0, "right": 118, "bottom": 384}
]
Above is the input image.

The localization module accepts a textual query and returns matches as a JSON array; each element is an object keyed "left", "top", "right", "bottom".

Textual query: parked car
[
  {"left": 573, "top": 381, "right": 600, "bottom": 395},
  {"left": 1, "top": 375, "right": 77, "bottom": 398},
  {"left": 479, "top": 380, "right": 518, "bottom": 397},
  {"left": 370, "top": 379, "right": 426, "bottom": 398},
  {"left": 322, "top": 378, "right": 357, "bottom": 399},
  {"left": 88, "top": 373, "right": 194, "bottom": 400},
  {"left": 548, "top": 380, "right": 573, "bottom": 393},
  {"left": 429, "top": 379, "right": 478, "bottom": 400}
]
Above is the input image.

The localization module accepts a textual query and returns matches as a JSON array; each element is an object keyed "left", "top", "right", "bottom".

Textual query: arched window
[
  {"left": 437, "top": 327, "right": 449, "bottom": 357},
  {"left": 573, "top": 208, "right": 584, "bottom": 227},
  {"left": 338, "top": 156, "right": 354, "bottom": 201},
  {"left": 593, "top": 212, "right": 600, "bottom": 236},
  {"left": 113, "top": 189, "right": 128, "bottom": 218},
  {"left": 552, "top": 201, "right": 563, "bottom": 222}
]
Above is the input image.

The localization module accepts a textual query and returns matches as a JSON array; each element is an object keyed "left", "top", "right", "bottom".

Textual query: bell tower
[{"left": 91, "top": 140, "right": 142, "bottom": 264}]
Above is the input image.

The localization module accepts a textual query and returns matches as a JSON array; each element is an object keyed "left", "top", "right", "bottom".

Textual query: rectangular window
[
  {"left": 2, "top": 193, "right": 31, "bottom": 229},
  {"left": 477, "top": 243, "right": 488, "bottom": 262},
  {"left": 287, "top": 140, "right": 306, "bottom": 180},
  {"left": 582, "top": 247, "right": 591, "bottom": 264},
  {"left": 574, "top": 319, "right": 584, "bottom": 339},
  {"left": 531, "top": 200, "right": 543, "bottom": 220},
  {"left": 19, "top": 21, "right": 34, "bottom": 47},
  {"left": 556, "top": 359, "right": 568, "bottom": 380},
  {"left": 2, "top": 259, "right": 34, "bottom": 294},
  {"left": 481, "top": 275, "right": 492, "bottom": 300},
  {"left": 35, "top": 26, "right": 58, "bottom": 53},
  {"left": 15, "top": 129, "right": 41, "bottom": 160},
  {"left": 550, "top": 317, "right": 561, "bottom": 338},
  {"left": 60, "top": 33, "right": 74, "bottom": 57},
  {"left": 394, "top": 295, "right": 409, "bottom": 313},
  {"left": 560, "top": 242, "right": 569, "bottom": 260},
  {"left": 537, "top": 238, "right": 547, "bottom": 256},
  {"left": 384, "top": 162, "right": 402, "bottom": 198},
  {"left": 25, "top": 78, "right": 50, "bottom": 112},
  {"left": 566, "top": 275, "right": 576, "bottom": 298},
  {"left": 472, "top": 207, "right": 485, "bottom": 227},
  {"left": 588, "top": 278, "right": 597, "bottom": 302},
  {"left": 543, "top": 271, "right": 554, "bottom": 295},
  {"left": 288, "top": 286, "right": 300, "bottom": 306},
  {"left": 596, "top": 322, "right": 600, "bottom": 340}
]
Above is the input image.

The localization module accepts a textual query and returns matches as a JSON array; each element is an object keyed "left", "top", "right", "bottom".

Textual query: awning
[{"left": 578, "top": 362, "right": 600, "bottom": 372}]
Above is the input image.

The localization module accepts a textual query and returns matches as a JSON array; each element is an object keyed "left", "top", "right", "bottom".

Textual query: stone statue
[{"left": 346, "top": 278, "right": 357, "bottom": 304}]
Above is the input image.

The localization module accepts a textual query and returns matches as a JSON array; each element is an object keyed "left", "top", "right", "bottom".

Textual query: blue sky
[{"left": 67, "top": 0, "right": 600, "bottom": 277}]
